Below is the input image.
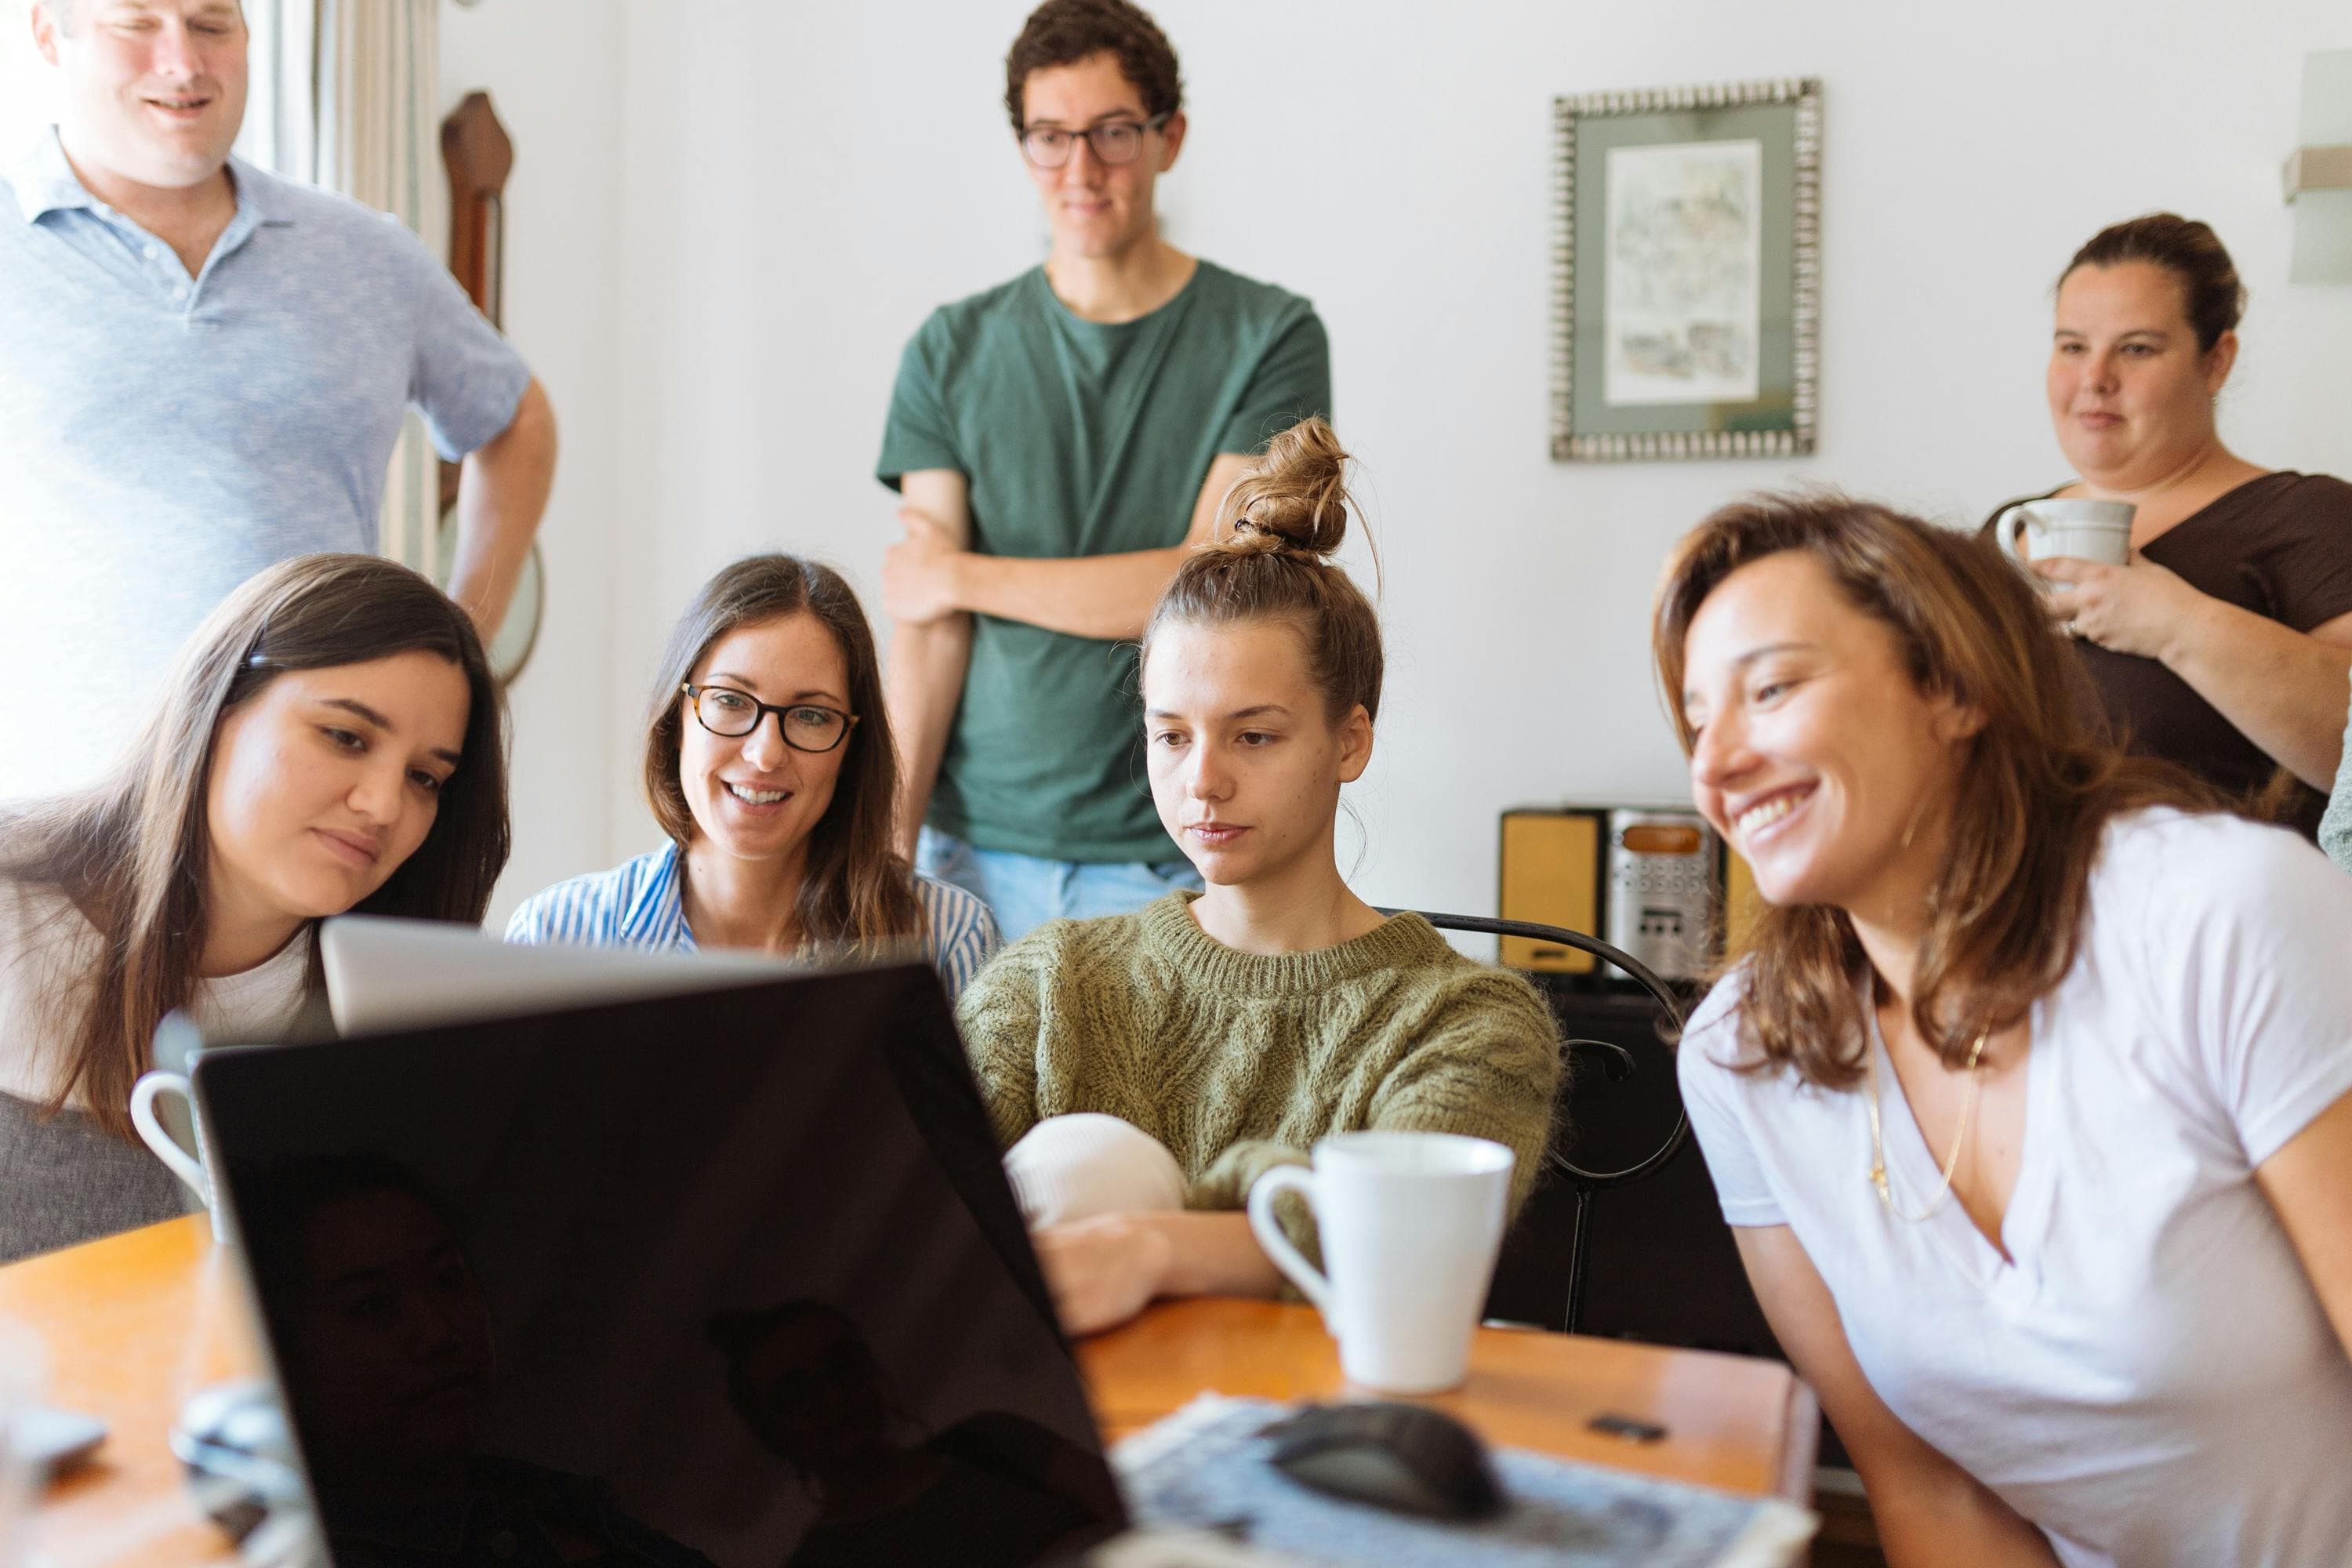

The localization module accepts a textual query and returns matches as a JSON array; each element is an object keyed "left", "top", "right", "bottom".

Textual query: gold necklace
[{"left": 1865, "top": 1025, "right": 1989, "bottom": 1221}]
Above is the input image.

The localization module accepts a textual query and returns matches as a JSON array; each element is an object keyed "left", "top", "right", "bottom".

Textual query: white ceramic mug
[
  {"left": 1246, "top": 1131, "right": 1515, "bottom": 1395},
  {"left": 130, "top": 1070, "right": 216, "bottom": 1214},
  {"left": 1998, "top": 497, "right": 2134, "bottom": 586}
]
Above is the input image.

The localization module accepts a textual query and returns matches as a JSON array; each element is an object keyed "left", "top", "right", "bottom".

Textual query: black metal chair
[{"left": 1380, "top": 910, "right": 1689, "bottom": 1336}]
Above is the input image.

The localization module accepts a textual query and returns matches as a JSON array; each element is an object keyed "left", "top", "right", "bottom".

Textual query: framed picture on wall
[{"left": 1552, "top": 78, "right": 1821, "bottom": 461}]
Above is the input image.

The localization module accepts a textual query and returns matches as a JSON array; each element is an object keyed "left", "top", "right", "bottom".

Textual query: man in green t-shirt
[{"left": 876, "top": 0, "right": 1330, "bottom": 942}]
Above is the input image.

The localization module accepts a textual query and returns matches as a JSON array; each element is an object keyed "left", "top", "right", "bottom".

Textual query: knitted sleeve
[
  {"left": 952, "top": 931, "right": 1050, "bottom": 1152},
  {"left": 1186, "top": 966, "right": 1563, "bottom": 1276},
  {"left": 1359, "top": 969, "right": 1564, "bottom": 1217}
]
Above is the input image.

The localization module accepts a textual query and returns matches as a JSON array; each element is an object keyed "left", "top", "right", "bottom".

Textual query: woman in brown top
[{"left": 1988, "top": 214, "right": 2352, "bottom": 833}]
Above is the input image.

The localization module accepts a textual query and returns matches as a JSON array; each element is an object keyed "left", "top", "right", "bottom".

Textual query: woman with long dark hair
[
  {"left": 0, "top": 554, "right": 509, "bottom": 1262},
  {"left": 506, "top": 555, "right": 996, "bottom": 996},
  {"left": 1661, "top": 494, "right": 2352, "bottom": 1566}
]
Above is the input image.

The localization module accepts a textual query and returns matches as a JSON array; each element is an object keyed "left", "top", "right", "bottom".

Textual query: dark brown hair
[
  {"left": 1142, "top": 416, "right": 1383, "bottom": 727},
  {"left": 2061, "top": 212, "right": 2245, "bottom": 354},
  {"left": 1653, "top": 494, "right": 2225, "bottom": 1089},
  {"left": 641, "top": 555, "right": 923, "bottom": 952},
  {"left": 1004, "top": 0, "right": 1181, "bottom": 132},
  {"left": 0, "top": 554, "right": 509, "bottom": 1139}
]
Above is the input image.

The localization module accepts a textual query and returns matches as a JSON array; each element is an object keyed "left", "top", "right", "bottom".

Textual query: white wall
[
  {"left": 487, "top": 0, "right": 2352, "bottom": 921},
  {"left": 437, "top": 0, "right": 626, "bottom": 926}
]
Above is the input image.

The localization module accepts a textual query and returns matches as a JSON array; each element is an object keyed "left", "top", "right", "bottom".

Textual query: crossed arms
[{"left": 879, "top": 452, "right": 1257, "bottom": 859}]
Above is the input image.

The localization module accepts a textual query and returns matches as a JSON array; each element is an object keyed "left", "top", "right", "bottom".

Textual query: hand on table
[
  {"left": 882, "top": 506, "right": 967, "bottom": 625},
  {"left": 2034, "top": 554, "right": 2204, "bottom": 662},
  {"left": 1031, "top": 1214, "right": 1176, "bottom": 1338}
]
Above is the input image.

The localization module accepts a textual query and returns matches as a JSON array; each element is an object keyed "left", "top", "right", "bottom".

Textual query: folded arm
[
  {"left": 2041, "top": 557, "right": 2352, "bottom": 787},
  {"left": 1735, "top": 1226, "right": 2062, "bottom": 1567},
  {"left": 883, "top": 469, "right": 977, "bottom": 859},
  {"left": 884, "top": 452, "right": 1257, "bottom": 643}
]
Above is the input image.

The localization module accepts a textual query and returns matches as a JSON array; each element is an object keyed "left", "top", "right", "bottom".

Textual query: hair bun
[{"left": 1221, "top": 417, "right": 1352, "bottom": 558}]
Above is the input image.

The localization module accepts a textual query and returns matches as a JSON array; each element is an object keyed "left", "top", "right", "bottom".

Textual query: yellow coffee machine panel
[{"left": 1497, "top": 808, "right": 1604, "bottom": 972}]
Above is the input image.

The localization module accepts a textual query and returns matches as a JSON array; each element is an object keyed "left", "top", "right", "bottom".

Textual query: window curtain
[{"left": 242, "top": 0, "right": 446, "bottom": 574}]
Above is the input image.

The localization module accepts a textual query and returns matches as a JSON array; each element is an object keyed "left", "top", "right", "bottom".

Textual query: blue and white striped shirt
[{"left": 504, "top": 843, "right": 1000, "bottom": 1000}]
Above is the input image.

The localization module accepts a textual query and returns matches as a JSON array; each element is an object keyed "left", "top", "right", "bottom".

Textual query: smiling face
[
  {"left": 1021, "top": 49, "right": 1182, "bottom": 264},
  {"left": 36, "top": 0, "right": 249, "bottom": 195},
  {"left": 1679, "top": 551, "right": 1979, "bottom": 916},
  {"left": 2047, "top": 260, "right": 2234, "bottom": 490},
  {"left": 677, "top": 613, "right": 853, "bottom": 874},
  {"left": 203, "top": 652, "right": 470, "bottom": 945},
  {"left": 1143, "top": 619, "right": 1371, "bottom": 889}
]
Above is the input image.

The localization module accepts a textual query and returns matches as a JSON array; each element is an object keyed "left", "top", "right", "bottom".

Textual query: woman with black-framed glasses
[{"left": 506, "top": 555, "right": 999, "bottom": 997}]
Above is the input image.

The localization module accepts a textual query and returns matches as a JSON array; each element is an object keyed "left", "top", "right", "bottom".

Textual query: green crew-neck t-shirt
[{"left": 877, "top": 260, "right": 1331, "bottom": 863}]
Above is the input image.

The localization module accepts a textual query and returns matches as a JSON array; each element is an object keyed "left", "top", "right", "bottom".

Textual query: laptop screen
[{"left": 198, "top": 961, "right": 1127, "bottom": 1568}]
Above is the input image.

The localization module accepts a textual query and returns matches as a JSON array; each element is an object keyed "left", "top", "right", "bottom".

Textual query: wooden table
[{"left": 3, "top": 1218, "right": 1817, "bottom": 1566}]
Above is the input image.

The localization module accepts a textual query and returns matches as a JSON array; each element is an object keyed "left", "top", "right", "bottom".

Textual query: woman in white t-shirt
[
  {"left": 0, "top": 554, "right": 511, "bottom": 1264},
  {"left": 1655, "top": 494, "right": 2352, "bottom": 1568}
]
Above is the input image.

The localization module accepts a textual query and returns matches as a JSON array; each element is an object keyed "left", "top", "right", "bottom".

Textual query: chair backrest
[{"left": 1384, "top": 909, "right": 1689, "bottom": 1334}]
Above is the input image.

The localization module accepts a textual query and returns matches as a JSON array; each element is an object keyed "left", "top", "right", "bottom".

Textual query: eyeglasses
[
  {"left": 1018, "top": 113, "right": 1170, "bottom": 169},
  {"left": 681, "top": 684, "right": 858, "bottom": 754}
]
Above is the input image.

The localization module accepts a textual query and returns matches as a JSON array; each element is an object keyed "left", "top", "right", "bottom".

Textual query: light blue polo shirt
[{"left": 0, "top": 129, "right": 532, "bottom": 800}]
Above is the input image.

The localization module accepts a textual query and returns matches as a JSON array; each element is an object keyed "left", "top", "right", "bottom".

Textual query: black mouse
[{"left": 1261, "top": 1401, "right": 1506, "bottom": 1520}]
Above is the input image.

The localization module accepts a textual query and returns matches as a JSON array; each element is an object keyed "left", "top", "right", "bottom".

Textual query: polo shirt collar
[
  {"left": 9, "top": 128, "right": 93, "bottom": 223},
  {"left": 9, "top": 127, "right": 285, "bottom": 240},
  {"left": 619, "top": 842, "right": 695, "bottom": 949}
]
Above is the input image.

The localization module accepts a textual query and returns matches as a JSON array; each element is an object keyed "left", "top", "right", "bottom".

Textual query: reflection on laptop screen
[{"left": 198, "top": 963, "right": 1127, "bottom": 1568}]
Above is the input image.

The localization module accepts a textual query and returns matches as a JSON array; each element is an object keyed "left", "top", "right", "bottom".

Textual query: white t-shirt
[
  {"left": 0, "top": 879, "right": 310, "bottom": 1108},
  {"left": 1679, "top": 809, "right": 2352, "bottom": 1568}
]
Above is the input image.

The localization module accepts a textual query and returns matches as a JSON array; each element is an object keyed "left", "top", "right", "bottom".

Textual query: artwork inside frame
[{"left": 1552, "top": 78, "right": 1821, "bottom": 462}]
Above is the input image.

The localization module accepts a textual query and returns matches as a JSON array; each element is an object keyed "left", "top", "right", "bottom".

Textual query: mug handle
[
  {"left": 129, "top": 1071, "right": 208, "bottom": 1201},
  {"left": 1997, "top": 504, "right": 2034, "bottom": 564},
  {"left": 1246, "top": 1165, "right": 1334, "bottom": 1320}
]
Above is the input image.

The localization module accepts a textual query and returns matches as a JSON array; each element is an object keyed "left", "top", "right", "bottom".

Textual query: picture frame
[{"left": 1552, "top": 78, "right": 1821, "bottom": 461}]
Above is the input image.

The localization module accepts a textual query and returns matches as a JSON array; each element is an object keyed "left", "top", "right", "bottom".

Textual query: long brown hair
[
  {"left": 1652, "top": 494, "right": 2226, "bottom": 1088},
  {"left": 641, "top": 555, "right": 924, "bottom": 950},
  {"left": 0, "top": 554, "right": 510, "bottom": 1138},
  {"left": 1142, "top": 416, "right": 1383, "bottom": 725}
]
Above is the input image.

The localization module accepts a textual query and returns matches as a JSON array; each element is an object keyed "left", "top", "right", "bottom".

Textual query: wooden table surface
[{"left": 4, "top": 1218, "right": 1817, "bottom": 1566}]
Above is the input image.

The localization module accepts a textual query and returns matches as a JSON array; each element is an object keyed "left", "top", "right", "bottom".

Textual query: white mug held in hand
[
  {"left": 1246, "top": 1131, "right": 1515, "bottom": 1395},
  {"left": 1999, "top": 497, "right": 2135, "bottom": 589}
]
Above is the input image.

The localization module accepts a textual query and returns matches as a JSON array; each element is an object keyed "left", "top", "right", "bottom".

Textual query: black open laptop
[{"left": 196, "top": 958, "right": 1131, "bottom": 1568}]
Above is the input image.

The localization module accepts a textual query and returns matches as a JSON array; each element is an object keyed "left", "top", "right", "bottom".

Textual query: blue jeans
[{"left": 917, "top": 828, "right": 1202, "bottom": 944}]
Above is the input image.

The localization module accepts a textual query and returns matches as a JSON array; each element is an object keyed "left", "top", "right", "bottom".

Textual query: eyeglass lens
[
  {"left": 694, "top": 687, "right": 847, "bottom": 752},
  {"left": 1022, "top": 120, "right": 1150, "bottom": 169}
]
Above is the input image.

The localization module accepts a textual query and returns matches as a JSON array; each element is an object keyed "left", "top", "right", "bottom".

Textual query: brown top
[{"left": 1984, "top": 472, "right": 2352, "bottom": 835}]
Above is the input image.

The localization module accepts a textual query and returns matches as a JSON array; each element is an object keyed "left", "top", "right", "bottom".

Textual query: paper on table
[{"left": 1112, "top": 1395, "right": 1816, "bottom": 1568}]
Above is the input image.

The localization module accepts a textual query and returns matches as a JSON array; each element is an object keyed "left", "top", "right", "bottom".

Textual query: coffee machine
[{"left": 1497, "top": 803, "right": 1745, "bottom": 983}]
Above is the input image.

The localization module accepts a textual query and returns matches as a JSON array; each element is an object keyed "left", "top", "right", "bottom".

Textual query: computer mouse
[
  {"left": 1261, "top": 1401, "right": 1506, "bottom": 1520},
  {"left": 167, "top": 1380, "right": 307, "bottom": 1546}
]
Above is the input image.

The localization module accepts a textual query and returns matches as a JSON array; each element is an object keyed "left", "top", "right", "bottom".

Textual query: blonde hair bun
[{"left": 1221, "top": 416, "right": 1351, "bottom": 557}]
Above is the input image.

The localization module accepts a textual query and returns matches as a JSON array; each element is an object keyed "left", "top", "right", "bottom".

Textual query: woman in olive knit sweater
[{"left": 955, "top": 417, "right": 1563, "bottom": 1335}]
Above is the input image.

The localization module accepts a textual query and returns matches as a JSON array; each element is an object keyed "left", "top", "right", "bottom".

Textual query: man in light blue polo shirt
[{"left": 0, "top": 0, "right": 557, "bottom": 801}]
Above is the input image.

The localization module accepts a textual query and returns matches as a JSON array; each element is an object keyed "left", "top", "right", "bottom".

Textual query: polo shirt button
[
  {"left": 142, "top": 244, "right": 157, "bottom": 260},
  {"left": 172, "top": 284, "right": 188, "bottom": 300}
]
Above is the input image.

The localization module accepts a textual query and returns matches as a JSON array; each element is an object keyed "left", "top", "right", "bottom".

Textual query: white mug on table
[
  {"left": 129, "top": 1012, "right": 234, "bottom": 1243},
  {"left": 1245, "top": 1130, "right": 1515, "bottom": 1395},
  {"left": 1998, "top": 497, "right": 2135, "bottom": 589}
]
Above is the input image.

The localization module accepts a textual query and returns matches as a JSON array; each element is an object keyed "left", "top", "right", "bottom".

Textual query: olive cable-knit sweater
[{"left": 955, "top": 893, "right": 1564, "bottom": 1229}]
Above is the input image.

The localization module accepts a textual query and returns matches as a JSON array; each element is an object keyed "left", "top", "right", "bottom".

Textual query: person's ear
[
  {"left": 2202, "top": 329, "right": 2238, "bottom": 397},
  {"left": 1929, "top": 690, "right": 1987, "bottom": 746},
  {"left": 31, "top": 2, "right": 63, "bottom": 67},
  {"left": 1334, "top": 702, "right": 1374, "bottom": 785},
  {"left": 1156, "top": 110, "right": 1187, "bottom": 172}
]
